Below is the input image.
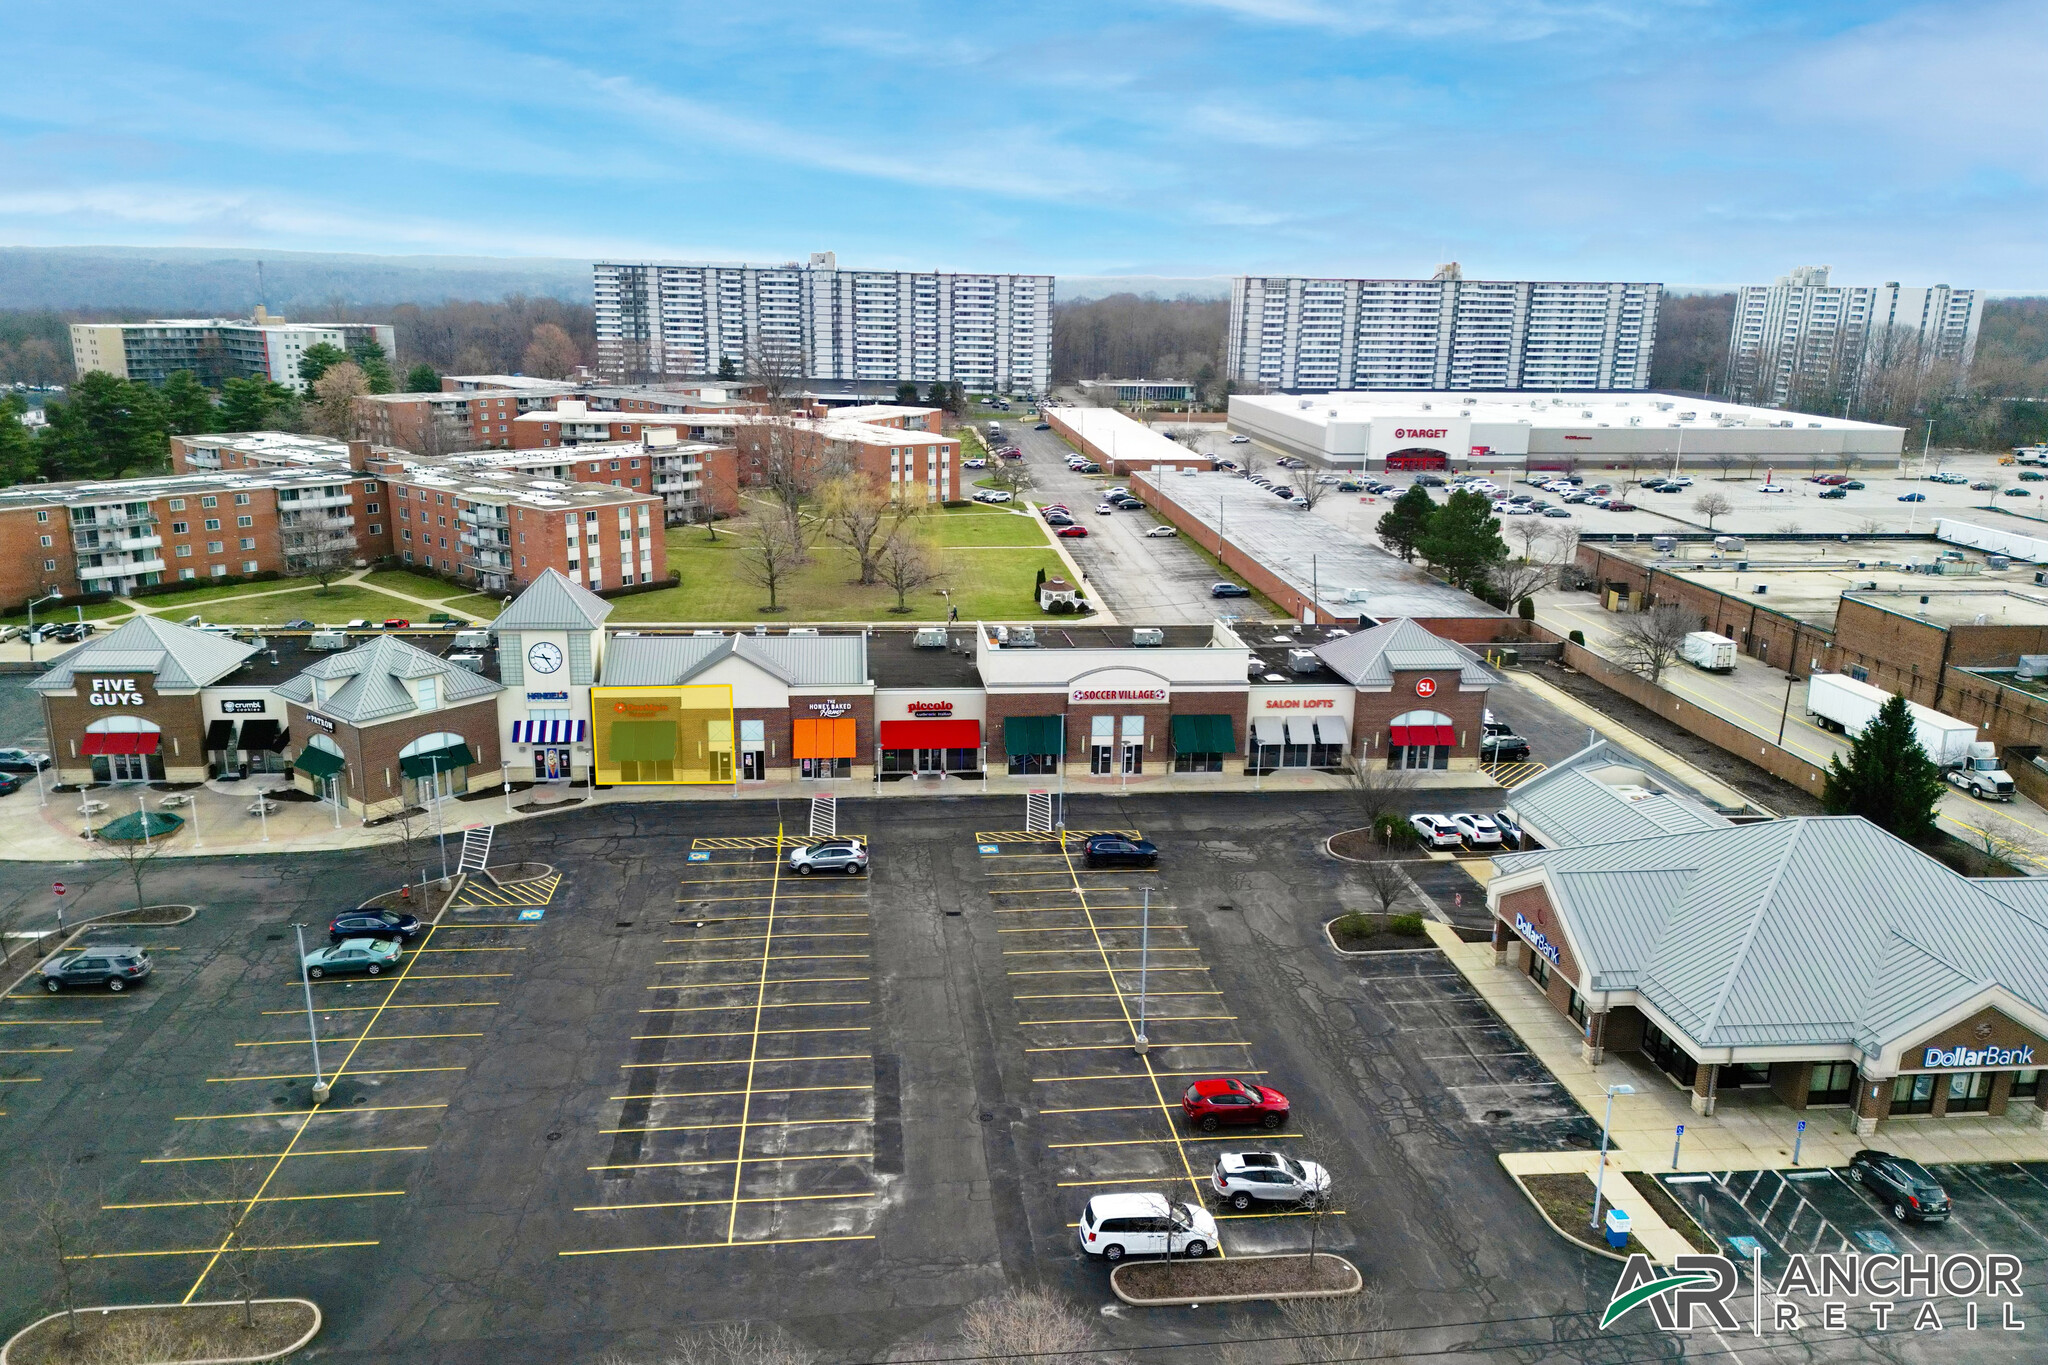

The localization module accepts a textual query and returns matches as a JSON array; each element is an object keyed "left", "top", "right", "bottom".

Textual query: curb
[
  {"left": 0, "top": 904, "right": 197, "bottom": 997},
  {"left": 1321, "top": 917, "right": 1437, "bottom": 958},
  {"left": 1499, "top": 1159, "right": 1630, "bottom": 1264},
  {"left": 0, "top": 1297, "right": 321, "bottom": 1365},
  {"left": 1110, "top": 1253, "right": 1362, "bottom": 1307}
]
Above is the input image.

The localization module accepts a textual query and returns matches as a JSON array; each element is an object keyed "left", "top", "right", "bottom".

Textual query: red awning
[
  {"left": 1389, "top": 725, "right": 1454, "bottom": 747},
  {"left": 878, "top": 719, "right": 982, "bottom": 750},
  {"left": 81, "top": 731, "right": 161, "bottom": 756}
]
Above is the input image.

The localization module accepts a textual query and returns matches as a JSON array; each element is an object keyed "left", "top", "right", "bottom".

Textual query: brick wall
[
  {"left": 1577, "top": 545, "right": 1838, "bottom": 676},
  {"left": 2, "top": 506, "right": 80, "bottom": 608},
  {"left": 45, "top": 671, "right": 209, "bottom": 783},
  {"left": 288, "top": 697, "right": 501, "bottom": 814}
]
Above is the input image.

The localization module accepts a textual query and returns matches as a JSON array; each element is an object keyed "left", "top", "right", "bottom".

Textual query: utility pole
[
  {"left": 1133, "top": 888, "right": 1151, "bottom": 1054},
  {"left": 292, "top": 922, "right": 330, "bottom": 1102}
]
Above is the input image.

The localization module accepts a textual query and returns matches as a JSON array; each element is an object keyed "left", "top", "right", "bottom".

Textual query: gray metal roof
[
  {"left": 1495, "top": 816, "right": 2048, "bottom": 1055},
  {"left": 273, "top": 634, "right": 503, "bottom": 723},
  {"left": 1503, "top": 739, "right": 1729, "bottom": 849},
  {"left": 602, "top": 633, "right": 869, "bottom": 688},
  {"left": 32, "top": 615, "right": 259, "bottom": 693},
  {"left": 489, "top": 569, "right": 613, "bottom": 632},
  {"left": 1311, "top": 618, "right": 1492, "bottom": 689}
]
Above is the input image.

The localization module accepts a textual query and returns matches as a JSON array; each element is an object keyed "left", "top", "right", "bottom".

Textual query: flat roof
[
  {"left": 387, "top": 460, "right": 655, "bottom": 509},
  {"left": 1054, "top": 407, "right": 1190, "bottom": 466},
  {"left": 1234, "top": 390, "right": 1899, "bottom": 435},
  {"left": 0, "top": 462, "right": 372, "bottom": 510},
  {"left": 1141, "top": 471, "right": 1508, "bottom": 622},
  {"left": 867, "top": 628, "right": 984, "bottom": 688}
]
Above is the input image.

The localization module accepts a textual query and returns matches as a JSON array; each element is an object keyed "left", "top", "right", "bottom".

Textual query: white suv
[
  {"left": 1211, "top": 1149, "right": 1331, "bottom": 1210},
  {"left": 787, "top": 840, "right": 868, "bottom": 876},
  {"left": 1450, "top": 813, "right": 1504, "bottom": 848},
  {"left": 1077, "top": 1193, "right": 1218, "bottom": 1261},
  {"left": 1411, "top": 814, "right": 1464, "bottom": 849}
]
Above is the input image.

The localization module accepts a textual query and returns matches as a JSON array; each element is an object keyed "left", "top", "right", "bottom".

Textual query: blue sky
[{"left": 0, "top": 0, "right": 2040, "bottom": 287}]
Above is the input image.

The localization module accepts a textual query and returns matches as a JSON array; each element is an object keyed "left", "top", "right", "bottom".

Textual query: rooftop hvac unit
[
  {"left": 1713, "top": 535, "right": 1746, "bottom": 552},
  {"left": 1131, "top": 628, "right": 1164, "bottom": 647},
  {"left": 1009, "top": 625, "right": 1038, "bottom": 648},
  {"left": 1989, "top": 555, "right": 2012, "bottom": 570},
  {"left": 1288, "top": 649, "right": 1320, "bottom": 674},
  {"left": 1653, "top": 535, "right": 1676, "bottom": 552},
  {"left": 2018, "top": 655, "right": 2048, "bottom": 680},
  {"left": 913, "top": 627, "right": 947, "bottom": 648},
  {"left": 691, "top": 629, "right": 723, "bottom": 637},
  {"left": 788, "top": 627, "right": 819, "bottom": 636}
]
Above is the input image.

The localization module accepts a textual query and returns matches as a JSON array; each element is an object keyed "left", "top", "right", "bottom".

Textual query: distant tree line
[
  {"left": 1646, "top": 292, "right": 1735, "bottom": 394},
  {"left": 1052, "top": 293, "right": 1231, "bottom": 403}
]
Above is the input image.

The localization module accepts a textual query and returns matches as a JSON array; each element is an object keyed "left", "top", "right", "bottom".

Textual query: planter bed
[
  {"left": 1515, "top": 1172, "right": 1648, "bottom": 1261},
  {"left": 483, "top": 862, "right": 555, "bottom": 885},
  {"left": 360, "top": 879, "right": 459, "bottom": 915},
  {"left": 1325, "top": 913, "right": 1432, "bottom": 954},
  {"left": 1326, "top": 828, "right": 1419, "bottom": 862},
  {"left": 1111, "top": 1252, "right": 1360, "bottom": 1306},
  {"left": 2, "top": 1298, "right": 318, "bottom": 1365},
  {"left": 516, "top": 796, "right": 584, "bottom": 814},
  {"left": 1625, "top": 1170, "right": 1719, "bottom": 1253}
]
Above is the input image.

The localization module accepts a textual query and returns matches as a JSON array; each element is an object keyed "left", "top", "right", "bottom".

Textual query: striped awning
[{"left": 512, "top": 719, "right": 588, "bottom": 744}]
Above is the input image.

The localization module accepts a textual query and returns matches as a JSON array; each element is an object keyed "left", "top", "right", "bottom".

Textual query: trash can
[{"left": 1605, "top": 1208, "right": 1632, "bottom": 1250}]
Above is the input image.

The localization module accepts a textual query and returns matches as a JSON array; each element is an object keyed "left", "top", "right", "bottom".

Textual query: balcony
[
  {"left": 280, "top": 511, "right": 353, "bottom": 530},
  {"left": 76, "top": 557, "right": 167, "bottom": 582},
  {"left": 458, "top": 505, "right": 509, "bottom": 527},
  {"left": 277, "top": 491, "right": 353, "bottom": 511},
  {"left": 118, "top": 534, "right": 163, "bottom": 552}
]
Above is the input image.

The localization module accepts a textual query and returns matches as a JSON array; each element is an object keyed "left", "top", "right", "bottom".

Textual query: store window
[
  {"left": 1089, "top": 714, "right": 1114, "bottom": 775},
  {"left": 1808, "top": 1061, "right": 1857, "bottom": 1106},
  {"left": 2012, "top": 1070, "right": 2041, "bottom": 1100},
  {"left": 1892, "top": 1074, "right": 1938, "bottom": 1115},
  {"left": 1640, "top": 1019, "right": 1699, "bottom": 1088},
  {"left": 1566, "top": 989, "right": 1586, "bottom": 1028},
  {"left": 1525, "top": 949, "right": 1549, "bottom": 990},
  {"left": 1946, "top": 1072, "right": 1994, "bottom": 1114},
  {"left": 1174, "top": 751, "right": 1224, "bottom": 773},
  {"left": 1120, "top": 715, "right": 1144, "bottom": 775},
  {"left": 1387, "top": 710, "right": 1453, "bottom": 771}
]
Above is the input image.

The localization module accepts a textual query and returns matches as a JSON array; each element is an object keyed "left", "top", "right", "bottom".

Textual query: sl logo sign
[{"left": 1602, "top": 1254, "right": 1740, "bottom": 1331}]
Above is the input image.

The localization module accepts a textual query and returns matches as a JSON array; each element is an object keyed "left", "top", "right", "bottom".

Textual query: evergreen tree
[
  {"left": 1823, "top": 694, "right": 1948, "bottom": 842},
  {"left": 219, "top": 377, "right": 294, "bottom": 431},
  {"left": 1414, "top": 488, "right": 1508, "bottom": 590},
  {"left": 159, "top": 369, "right": 218, "bottom": 436},
  {"left": 0, "top": 393, "right": 38, "bottom": 486},
  {"left": 347, "top": 338, "right": 395, "bottom": 394},
  {"left": 895, "top": 380, "right": 920, "bottom": 405},
  {"left": 717, "top": 356, "right": 738, "bottom": 382},
  {"left": 404, "top": 363, "right": 441, "bottom": 394},
  {"left": 1375, "top": 484, "right": 1435, "bottom": 562},
  {"left": 37, "top": 372, "right": 167, "bottom": 479},
  {"left": 297, "top": 342, "right": 350, "bottom": 388}
]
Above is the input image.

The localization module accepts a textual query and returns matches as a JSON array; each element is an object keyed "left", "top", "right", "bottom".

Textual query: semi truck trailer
[{"left": 1805, "top": 672, "right": 2013, "bottom": 798}]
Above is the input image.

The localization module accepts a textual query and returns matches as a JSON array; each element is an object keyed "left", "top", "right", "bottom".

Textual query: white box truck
[
  {"left": 1680, "top": 632, "right": 1736, "bottom": 673},
  {"left": 1805, "top": 674, "right": 2004, "bottom": 792}
]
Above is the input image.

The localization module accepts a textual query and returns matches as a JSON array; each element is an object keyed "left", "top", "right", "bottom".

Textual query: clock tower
[{"left": 489, "top": 569, "right": 615, "bottom": 785}]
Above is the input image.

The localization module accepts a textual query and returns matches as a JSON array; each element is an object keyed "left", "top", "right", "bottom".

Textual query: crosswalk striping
[{"left": 453, "top": 873, "right": 562, "bottom": 908}]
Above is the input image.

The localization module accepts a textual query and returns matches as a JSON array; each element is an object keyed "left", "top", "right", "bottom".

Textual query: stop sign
[{"left": 52, "top": 881, "right": 65, "bottom": 896}]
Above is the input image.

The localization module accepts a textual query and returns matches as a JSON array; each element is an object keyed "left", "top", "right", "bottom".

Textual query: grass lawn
[
  {"left": 0, "top": 598, "right": 136, "bottom": 628},
  {"left": 361, "top": 569, "right": 473, "bottom": 602},
  {"left": 124, "top": 577, "right": 327, "bottom": 612},
  {"left": 198, "top": 585, "right": 426, "bottom": 625},
  {"left": 955, "top": 426, "right": 989, "bottom": 459},
  {"left": 928, "top": 513, "right": 1050, "bottom": 547},
  {"left": 440, "top": 593, "right": 505, "bottom": 619},
  {"left": 607, "top": 523, "right": 1069, "bottom": 622}
]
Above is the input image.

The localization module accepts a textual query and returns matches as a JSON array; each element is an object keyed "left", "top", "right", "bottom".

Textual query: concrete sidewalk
[{"left": 0, "top": 764, "right": 1511, "bottom": 860}]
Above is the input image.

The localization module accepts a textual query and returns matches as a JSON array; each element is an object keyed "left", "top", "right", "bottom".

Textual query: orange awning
[{"left": 793, "top": 717, "right": 857, "bottom": 759}]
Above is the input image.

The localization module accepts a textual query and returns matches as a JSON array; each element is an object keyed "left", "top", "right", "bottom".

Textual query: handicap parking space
[
  {"left": 559, "top": 830, "right": 883, "bottom": 1258},
  {"left": 1661, "top": 1162, "right": 2048, "bottom": 1279}
]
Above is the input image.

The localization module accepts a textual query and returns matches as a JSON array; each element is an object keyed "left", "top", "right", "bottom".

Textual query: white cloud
[{"left": 1167, "top": 0, "right": 1648, "bottom": 40}]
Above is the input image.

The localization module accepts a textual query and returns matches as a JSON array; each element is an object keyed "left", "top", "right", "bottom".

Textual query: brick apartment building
[
  {"left": 358, "top": 380, "right": 765, "bottom": 457},
  {"left": 807, "top": 403, "right": 945, "bottom": 433},
  {"left": 733, "top": 415, "right": 960, "bottom": 503}
]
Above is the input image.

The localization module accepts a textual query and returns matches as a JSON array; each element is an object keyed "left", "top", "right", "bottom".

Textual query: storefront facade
[
  {"left": 875, "top": 689, "right": 987, "bottom": 779},
  {"left": 493, "top": 569, "right": 611, "bottom": 787},
  {"left": 1488, "top": 816, "right": 2048, "bottom": 1137},
  {"left": 1311, "top": 619, "right": 1492, "bottom": 772},
  {"left": 201, "top": 686, "right": 290, "bottom": 777},
  {"left": 1245, "top": 685, "right": 1354, "bottom": 774}
]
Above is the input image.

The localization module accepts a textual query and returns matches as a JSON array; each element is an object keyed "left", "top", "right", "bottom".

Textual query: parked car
[
  {"left": 1847, "top": 1149, "right": 1951, "bottom": 1222},
  {"left": 1096, "top": 502, "right": 1116, "bottom": 515},
  {"left": 0, "top": 772, "right": 22, "bottom": 796},
  {"left": 2020, "top": 471, "right": 2047, "bottom": 482},
  {"left": 382, "top": 618, "right": 411, "bottom": 630},
  {"left": 1899, "top": 493, "right": 1928, "bottom": 502},
  {"left": 1045, "top": 515, "right": 1074, "bottom": 528},
  {"left": 1819, "top": 488, "right": 1848, "bottom": 499},
  {"left": 1450, "top": 813, "right": 1505, "bottom": 848},
  {"left": 41, "top": 944, "right": 152, "bottom": 993},
  {"left": 0, "top": 747, "right": 53, "bottom": 773},
  {"left": 1210, "top": 582, "right": 1251, "bottom": 598},
  {"left": 1972, "top": 480, "right": 1998, "bottom": 491},
  {"left": 1211, "top": 1149, "right": 1331, "bottom": 1210},
  {"left": 1077, "top": 463, "right": 1102, "bottom": 474},
  {"left": 963, "top": 458, "right": 987, "bottom": 469},
  {"left": 1480, "top": 732, "right": 1531, "bottom": 762},
  {"left": 1056, "top": 525, "right": 1089, "bottom": 538},
  {"left": 301, "top": 937, "right": 402, "bottom": 979},
  {"left": 51, "top": 622, "right": 94, "bottom": 642},
  {"left": 1843, "top": 480, "right": 1865, "bottom": 490},
  {"left": 2008, "top": 486, "right": 2034, "bottom": 497},
  {"left": 788, "top": 839, "right": 868, "bottom": 876},
  {"left": 1604, "top": 500, "right": 1638, "bottom": 512},
  {"left": 1078, "top": 1192, "right": 1217, "bottom": 1261},
  {"left": 1034, "top": 422, "right": 1050, "bottom": 430},
  {"left": 1410, "top": 813, "right": 1465, "bottom": 849},
  {"left": 1493, "top": 810, "right": 1524, "bottom": 850},
  {"left": 1542, "top": 508, "right": 1572, "bottom": 518},
  {"left": 1083, "top": 834, "right": 1157, "bottom": 867},
  {"left": 282, "top": 619, "right": 315, "bottom": 630},
  {"left": 1182, "top": 1076, "right": 1290, "bottom": 1131},
  {"left": 1230, "top": 434, "right": 1250, "bottom": 443},
  {"left": 1145, "top": 526, "right": 1178, "bottom": 538},
  {"left": 327, "top": 908, "right": 424, "bottom": 943},
  {"left": 1112, "top": 495, "right": 1144, "bottom": 509},
  {"left": 1271, "top": 486, "right": 1295, "bottom": 498},
  {"left": 1929, "top": 471, "right": 1969, "bottom": 485}
]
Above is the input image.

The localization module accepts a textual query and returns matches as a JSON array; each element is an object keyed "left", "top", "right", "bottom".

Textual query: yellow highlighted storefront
[{"left": 592, "top": 685, "right": 736, "bottom": 784}]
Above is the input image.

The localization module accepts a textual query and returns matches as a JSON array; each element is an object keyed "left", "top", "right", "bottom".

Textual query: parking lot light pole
[
  {"left": 292, "top": 922, "right": 330, "bottom": 1102},
  {"left": 1590, "top": 1083, "right": 1635, "bottom": 1228}
]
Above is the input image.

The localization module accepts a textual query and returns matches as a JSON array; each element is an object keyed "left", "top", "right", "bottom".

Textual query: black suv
[
  {"left": 1848, "top": 1149, "right": 1951, "bottom": 1222},
  {"left": 1083, "top": 835, "right": 1158, "bottom": 867},
  {"left": 1481, "top": 732, "right": 1531, "bottom": 763},
  {"left": 42, "top": 944, "right": 152, "bottom": 992},
  {"left": 327, "top": 908, "right": 424, "bottom": 943}
]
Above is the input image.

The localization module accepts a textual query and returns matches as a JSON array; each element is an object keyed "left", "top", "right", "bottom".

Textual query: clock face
[{"left": 527, "top": 641, "right": 564, "bottom": 674}]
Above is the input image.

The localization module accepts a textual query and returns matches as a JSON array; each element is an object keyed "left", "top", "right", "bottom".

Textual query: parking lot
[{"left": 11, "top": 792, "right": 2022, "bottom": 1363}]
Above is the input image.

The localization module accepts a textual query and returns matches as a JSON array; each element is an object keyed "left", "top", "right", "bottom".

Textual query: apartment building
[
  {"left": 733, "top": 416, "right": 959, "bottom": 504},
  {"left": 594, "top": 251, "right": 1053, "bottom": 394},
  {"left": 1227, "top": 267, "right": 1661, "bottom": 393},
  {"left": 357, "top": 384, "right": 577, "bottom": 453},
  {"left": 437, "top": 436, "right": 738, "bottom": 526},
  {"left": 813, "top": 404, "right": 945, "bottom": 433},
  {"left": 1729, "top": 266, "right": 1983, "bottom": 408},
  {"left": 69, "top": 310, "right": 397, "bottom": 392}
]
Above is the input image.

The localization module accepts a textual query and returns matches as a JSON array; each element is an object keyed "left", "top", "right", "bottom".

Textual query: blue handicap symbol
[
  {"left": 688, "top": 851, "right": 711, "bottom": 862},
  {"left": 1852, "top": 1229, "right": 1897, "bottom": 1253},
  {"left": 978, "top": 844, "right": 1000, "bottom": 855},
  {"left": 518, "top": 908, "right": 544, "bottom": 921},
  {"left": 1726, "top": 1236, "right": 1766, "bottom": 1262}
]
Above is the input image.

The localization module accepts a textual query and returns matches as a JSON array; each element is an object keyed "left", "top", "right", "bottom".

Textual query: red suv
[{"left": 1181, "top": 1077, "right": 1289, "bottom": 1131}]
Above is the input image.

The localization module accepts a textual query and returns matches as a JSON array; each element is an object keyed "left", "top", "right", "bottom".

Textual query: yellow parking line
[
  {"left": 1035, "top": 1069, "right": 1267, "bottom": 1083},
  {"left": 206, "top": 1066, "right": 465, "bottom": 1082},
  {"left": 305, "top": 971, "right": 510, "bottom": 984},
  {"left": 656, "top": 955, "right": 870, "bottom": 965},
  {"left": 260, "top": 1002, "right": 498, "bottom": 1015},
  {"left": 236, "top": 1032, "right": 483, "bottom": 1048},
  {"left": 176, "top": 1103, "right": 447, "bottom": 1121},
  {"left": 649, "top": 978, "right": 869, "bottom": 990},
  {"left": 665, "top": 933, "right": 871, "bottom": 943},
  {"left": 1025, "top": 1041, "right": 1250, "bottom": 1053},
  {"left": 633, "top": 1027, "right": 868, "bottom": 1040},
  {"left": 106, "top": 1191, "right": 405, "bottom": 1209},
  {"left": 0, "top": 1018, "right": 101, "bottom": 1025},
  {"left": 1003, "top": 948, "right": 1200, "bottom": 956},
  {"left": 72, "top": 1240, "right": 379, "bottom": 1260},
  {"left": 1056, "top": 1176, "right": 1204, "bottom": 1189},
  {"left": 1007, "top": 967, "right": 1211, "bottom": 976},
  {"left": 429, "top": 923, "right": 538, "bottom": 930},
  {"left": 610, "top": 1084, "right": 871, "bottom": 1101},
  {"left": 0, "top": 1047, "right": 71, "bottom": 1054},
  {"left": 599, "top": 1117, "right": 867, "bottom": 1135},
  {"left": 670, "top": 913, "right": 869, "bottom": 926},
  {"left": 588, "top": 1151, "right": 870, "bottom": 1172},
  {"left": 1062, "top": 1208, "right": 1346, "bottom": 1227},
  {"left": 575, "top": 1193, "right": 873, "bottom": 1212},
  {"left": 560, "top": 1233, "right": 875, "bottom": 1257},
  {"left": 0, "top": 1076, "right": 41, "bottom": 1084},
  {"left": 620, "top": 1054, "right": 871, "bottom": 1070},
  {"left": 640, "top": 1001, "right": 867, "bottom": 1014},
  {"left": 677, "top": 894, "right": 868, "bottom": 905},
  {"left": 1000, "top": 926, "right": 1187, "bottom": 934},
  {"left": 1022, "top": 1016, "right": 1236, "bottom": 1026},
  {"left": 415, "top": 947, "right": 530, "bottom": 953},
  {"left": 983, "top": 869, "right": 1160, "bottom": 877},
  {"left": 143, "top": 1146, "right": 430, "bottom": 1164},
  {"left": 1039, "top": 1103, "right": 1176, "bottom": 1115}
]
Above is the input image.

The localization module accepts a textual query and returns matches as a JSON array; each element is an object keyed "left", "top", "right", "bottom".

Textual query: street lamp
[
  {"left": 23, "top": 592, "right": 59, "bottom": 665},
  {"left": 291, "top": 922, "right": 330, "bottom": 1102},
  {"left": 1590, "top": 1083, "right": 1635, "bottom": 1229}
]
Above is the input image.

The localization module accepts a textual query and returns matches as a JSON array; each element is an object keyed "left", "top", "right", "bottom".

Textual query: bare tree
[
  {"left": 1355, "top": 859, "right": 1410, "bottom": 918},
  {"left": 309, "top": 361, "right": 369, "bottom": 439},
  {"left": 744, "top": 335, "right": 809, "bottom": 415},
  {"left": 818, "top": 475, "right": 900, "bottom": 586},
  {"left": 958, "top": 1290, "right": 1100, "bottom": 1365},
  {"left": 661, "top": 1322, "right": 816, "bottom": 1365},
  {"left": 1508, "top": 515, "right": 1547, "bottom": 564},
  {"left": 1238, "top": 445, "right": 1266, "bottom": 480},
  {"left": 278, "top": 507, "right": 358, "bottom": 592},
  {"left": 1293, "top": 469, "right": 1331, "bottom": 513},
  {"left": 1612, "top": 603, "right": 1703, "bottom": 684},
  {"left": 1340, "top": 761, "right": 1415, "bottom": 846},
  {"left": 95, "top": 820, "right": 170, "bottom": 917},
  {"left": 1970, "top": 815, "right": 2047, "bottom": 873},
  {"left": 186, "top": 1158, "right": 300, "bottom": 1329},
  {"left": 735, "top": 516, "right": 802, "bottom": 614},
  {"left": 739, "top": 418, "right": 843, "bottom": 558},
  {"left": 1543, "top": 521, "right": 1582, "bottom": 573},
  {"left": 20, "top": 1156, "right": 101, "bottom": 1341},
  {"left": 1223, "top": 1292, "right": 1387, "bottom": 1365},
  {"left": 1709, "top": 453, "right": 1739, "bottom": 482},
  {"left": 1291, "top": 1119, "right": 1341, "bottom": 1272},
  {"left": 982, "top": 456, "right": 1033, "bottom": 500},
  {"left": 1855, "top": 517, "right": 1887, "bottom": 537},
  {"left": 875, "top": 522, "right": 943, "bottom": 614},
  {"left": 1488, "top": 559, "right": 1550, "bottom": 607},
  {"left": 520, "top": 322, "right": 582, "bottom": 379},
  {"left": 1692, "top": 491, "right": 1733, "bottom": 528},
  {"left": 1983, "top": 478, "right": 2007, "bottom": 509}
]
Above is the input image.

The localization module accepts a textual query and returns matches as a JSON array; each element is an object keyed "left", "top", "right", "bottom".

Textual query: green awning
[
  {"left": 1171, "top": 715, "right": 1236, "bottom": 754},
  {"left": 1004, "top": 715, "right": 1063, "bottom": 755},
  {"left": 294, "top": 746, "right": 345, "bottom": 780},
  {"left": 608, "top": 721, "right": 677, "bottom": 763},
  {"left": 399, "top": 743, "right": 476, "bottom": 779}
]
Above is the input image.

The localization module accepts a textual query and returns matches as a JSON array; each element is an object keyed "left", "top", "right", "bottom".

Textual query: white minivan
[{"left": 1077, "top": 1193, "right": 1219, "bottom": 1261}]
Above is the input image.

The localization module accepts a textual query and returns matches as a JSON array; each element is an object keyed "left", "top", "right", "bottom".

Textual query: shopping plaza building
[{"left": 1490, "top": 744, "right": 2048, "bottom": 1134}]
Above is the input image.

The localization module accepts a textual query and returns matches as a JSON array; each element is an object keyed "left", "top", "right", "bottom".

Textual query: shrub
[
  {"left": 1332, "top": 912, "right": 1375, "bottom": 939},
  {"left": 1569, "top": 629, "right": 1586, "bottom": 645},
  {"left": 1518, "top": 596, "right": 1536, "bottom": 620},
  {"left": 1375, "top": 813, "right": 1418, "bottom": 848},
  {"left": 1389, "top": 912, "right": 1426, "bottom": 937},
  {"left": 1046, "top": 599, "right": 1075, "bottom": 615}
]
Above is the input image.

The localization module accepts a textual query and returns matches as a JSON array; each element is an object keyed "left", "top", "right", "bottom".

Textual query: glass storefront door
[
  {"left": 917, "top": 748, "right": 945, "bottom": 774},
  {"left": 742, "top": 751, "right": 765, "bottom": 781}
]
